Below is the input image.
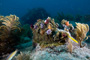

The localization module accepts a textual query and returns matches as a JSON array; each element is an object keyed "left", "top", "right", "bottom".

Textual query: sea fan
[
  {"left": 75, "top": 23, "right": 89, "bottom": 47},
  {"left": 0, "top": 15, "right": 21, "bottom": 56},
  {"left": 0, "top": 15, "right": 21, "bottom": 40}
]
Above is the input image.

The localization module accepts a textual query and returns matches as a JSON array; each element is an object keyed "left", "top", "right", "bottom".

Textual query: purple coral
[
  {"left": 40, "top": 23, "right": 44, "bottom": 28},
  {"left": 34, "top": 25, "right": 38, "bottom": 29},
  {"left": 46, "top": 29, "right": 52, "bottom": 35}
]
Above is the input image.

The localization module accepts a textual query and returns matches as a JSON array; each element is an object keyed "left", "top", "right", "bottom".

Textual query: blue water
[
  {"left": 0, "top": 0, "right": 90, "bottom": 60},
  {"left": 0, "top": 0, "right": 90, "bottom": 18}
]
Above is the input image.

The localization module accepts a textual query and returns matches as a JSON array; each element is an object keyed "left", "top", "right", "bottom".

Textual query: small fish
[
  {"left": 68, "top": 36, "right": 78, "bottom": 44},
  {"left": 6, "top": 49, "right": 18, "bottom": 60},
  {"left": 65, "top": 21, "right": 69, "bottom": 26}
]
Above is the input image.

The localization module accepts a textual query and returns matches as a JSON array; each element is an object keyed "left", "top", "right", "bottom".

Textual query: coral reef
[
  {"left": 60, "top": 19, "right": 89, "bottom": 48},
  {"left": 0, "top": 14, "right": 90, "bottom": 60},
  {"left": 21, "top": 8, "right": 50, "bottom": 24},
  {"left": 31, "top": 17, "right": 69, "bottom": 48},
  {"left": 31, "top": 17, "right": 89, "bottom": 54}
]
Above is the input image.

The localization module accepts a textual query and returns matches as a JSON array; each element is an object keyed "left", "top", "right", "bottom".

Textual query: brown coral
[
  {"left": 0, "top": 15, "right": 21, "bottom": 40},
  {"left": 1, "top": 15, "right": 20, "bottom": 31},
  {"left": 0, "top": 15, "right": 21, "bottom": 57},
  {"left": 75, "top": 23, "right": 89, "bottom": 47}
]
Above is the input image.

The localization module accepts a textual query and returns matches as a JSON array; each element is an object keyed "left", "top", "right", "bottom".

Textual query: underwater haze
[
  {"left": 1, "top": 0, "right": 90, "bottom": 60},
  {"left": 0, "top": 0, "right": 90, "bottom": 17}
]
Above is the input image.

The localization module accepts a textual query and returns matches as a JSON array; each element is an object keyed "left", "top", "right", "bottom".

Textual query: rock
[{"left": 30, "top": 44, "right": 90, "bottom": 60}]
